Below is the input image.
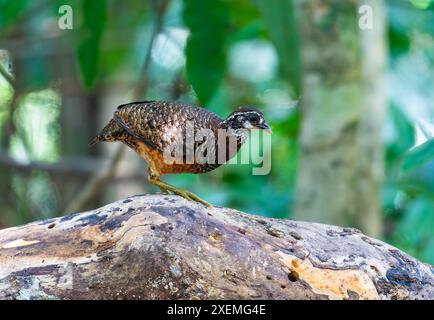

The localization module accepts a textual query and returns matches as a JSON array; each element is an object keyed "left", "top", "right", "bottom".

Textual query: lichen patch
[
  {"left": 2, "top": 239, "right": 40, "bottom": 249},
  {"left": 276, "top": 251, "right": 380, "bottom": 300}
]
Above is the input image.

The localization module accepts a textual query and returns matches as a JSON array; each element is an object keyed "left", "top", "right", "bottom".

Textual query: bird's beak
[{"left": 258, "top": 122, "right": 272, "bottom": 134}]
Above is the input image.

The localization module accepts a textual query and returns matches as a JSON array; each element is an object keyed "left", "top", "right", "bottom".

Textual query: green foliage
[
  {"left": 257, "top": 0, "right": 301, "bottom": 96},
  {"left": 183, "top": 0, "right": 229, "bottom": 105},
  {"left": 401, "top": 138, "right": 434, "bottom": 173},
  {"left": 388, "top": 25, "right": 410, "bottom": 59},
  {"left": 226, "top": 0, "right": 264, "bottom": 43},
  {"left": 77, "top": 0, "right": 107, "bottom": 89},
  {"left": 395, "top": 198, "right": 434, "bottom": 262},
  {"left": 0, "top": 0, "right": 31, "bottom": 29},
  {"left": 410, "top": 0, "right": 434, "bottom": 10},
  {"left": 384, "top": 103, "right": 434, "bottom": 263},
  {"left": 99, "top": 0, "right": 151, "bottom": 79},
  {"left": 388, "top": 104, "right": 415, "bottom": 159}
]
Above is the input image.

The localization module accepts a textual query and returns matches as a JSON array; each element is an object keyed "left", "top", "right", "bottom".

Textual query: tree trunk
[
  {"left": 0, "top": 195, "right": 432, "bottom": 300},
  {"left": 355, "top": 0, "right": 387, "bottom": 237},
  {"left": 294, "top": 0, "right": 387, "bottom": 237}
]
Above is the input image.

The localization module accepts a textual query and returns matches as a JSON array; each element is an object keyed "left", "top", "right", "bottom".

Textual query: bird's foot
[
  {"left": 176, "top": 188, "right": 213, "bottom": 208},
  {"left": 159, "top": 188, "right": 171, "bottom": 195},
  {"left": 148, "top": 178, "right": 212, "bottom": 207}
]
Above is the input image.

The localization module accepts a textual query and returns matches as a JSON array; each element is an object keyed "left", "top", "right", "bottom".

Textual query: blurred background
[{"left": 0, "top": 0, "right": 433, "bottom": 263}]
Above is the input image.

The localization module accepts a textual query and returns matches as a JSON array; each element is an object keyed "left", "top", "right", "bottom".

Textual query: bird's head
[{"left": 223, "top": 107, "right": 272, "bottom": 134}]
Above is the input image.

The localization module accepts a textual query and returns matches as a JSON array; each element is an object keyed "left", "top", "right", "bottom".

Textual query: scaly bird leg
[{"left": 148, "top": 176, "right": 212, "bottom": 207}]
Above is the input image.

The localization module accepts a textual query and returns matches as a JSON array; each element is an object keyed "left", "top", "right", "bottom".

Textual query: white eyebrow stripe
[{"left": 228, "top": 111, "right": 262, "bottom": 119}]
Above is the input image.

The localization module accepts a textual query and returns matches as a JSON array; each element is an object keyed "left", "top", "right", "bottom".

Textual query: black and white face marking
[{"left": 224, "top": 108, "right": 271, "bottom": 134}]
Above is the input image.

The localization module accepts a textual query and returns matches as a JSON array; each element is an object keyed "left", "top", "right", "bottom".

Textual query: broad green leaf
[
  {"left": 98, "top": 0, "right": 150, "bottom": 78},
  {"left": 76, "top": 0, "right": 107, "bottom": 89},
  {"left": 0, "top": 0, "right": 31, "bottom": 29},
  {"left": 389, "top": 104, "right": 415, "bottom": 156},
  {"left": 401, "top": 138, "right": 434, "bottom": 173},
  {"left": 257, "top": 0, "right": 301, "bottom": 96},
  {"left": 397, "top": 198, "right": 434, "bottom": 261},
  {"left": 183, "top": 0, "right": 229, "bottom": 105},
  {"left": 227, "top": 0, "right": 264, "bottom": 42},
  {"left": 388, "top": 25, "right": 410, "bottom": 59},
  {"left": 77, "top": 37, "right": 100, "bottom": 89}
]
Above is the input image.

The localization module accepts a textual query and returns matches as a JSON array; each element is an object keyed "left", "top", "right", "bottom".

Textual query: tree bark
[
  {"left": 294, "top": 0, "right": 387, "bottom": 238},
  {"left": 0, "top": 195, "right": 432, "bottom": 300}
]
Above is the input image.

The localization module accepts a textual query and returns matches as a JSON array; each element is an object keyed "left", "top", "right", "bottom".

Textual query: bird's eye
[{"left": 248, "top": 114, "right": 259, "bottom": 122}]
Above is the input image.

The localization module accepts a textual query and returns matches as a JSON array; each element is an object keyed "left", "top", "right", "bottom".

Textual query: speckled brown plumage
[
  {"left": 91, "top": 100, "right": 271, "bottom": 206},
  {"left": 115, "top": 101, "right": 222, "bottom": 151}
]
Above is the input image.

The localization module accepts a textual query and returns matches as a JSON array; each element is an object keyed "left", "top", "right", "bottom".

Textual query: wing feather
[{"left": 113, "top": 101, "right": 223, "bottom": 153}]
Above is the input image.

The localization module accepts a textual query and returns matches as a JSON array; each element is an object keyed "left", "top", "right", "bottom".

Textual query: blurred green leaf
[
  {"left": 274, "top": 109, "right": 300, "bottom": 139},
  {"left": 99, "top": 0, "right": 149, "bottom": 78},
  {"left": 389, "top": 104, "right": 415, "bottom": 157},
  {"left": 100, "top": 47, "right": 129, "bottom": 77},
  {"left": 410, "top": 0, "right": 434, "bottom": 10},
  {"left": 228, "top": 0, "right": 261, "bottom": 28},
  {"left": 401, "top": 138, "right": 434, "bottom": 173},
  {"left": 77, "top": 38, "right": 100, "bottom": 89},
  {"left": 227, "top": 0, "right": 264, "bottom": 42},
  {"left": 77, "top": 0, "right": 107, "bottom": 89},
  {"left": 396, "top": 198, "right": 434, "bottom": 260},
  {"left": 388, "top": 25, "right": 410, "bottom": 59},
  {"left": 257, "top": 0, "right": 301, "bottom": 96},
  {"left": 183, "top": 0, "right": 229, "bottom": 105},
  {"left": 0, "top": 0, "right": 31, "bottom": 29}
]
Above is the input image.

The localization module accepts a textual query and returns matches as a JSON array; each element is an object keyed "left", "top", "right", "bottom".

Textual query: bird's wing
[
  {"left": 113, "top": 101, "right": 167, "bottom": 151},
  {"left": 114, "top": 100, "right": 224, "bottom": 154}
]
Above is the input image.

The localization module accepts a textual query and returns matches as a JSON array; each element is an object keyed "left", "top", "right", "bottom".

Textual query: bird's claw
[
  {"left": 170, "top": 188, "right": 212, "bottom": 207},
  {"left": 149, "top": 178, "right": 212, "bottom": 207},
  {"left": 180, "top": 189, "right": 213, "bottom": 207}
]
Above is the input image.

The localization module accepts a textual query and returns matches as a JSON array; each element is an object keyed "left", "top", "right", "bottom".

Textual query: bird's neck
[
  {"left": 213, "top": 121, "right": 247, "bottom": 164},
  {"left": 229, "top": 128, "right": 248, "bottom": 144},
  {"left": 219, "top": 121, "right": 248, "bottom": 144}
]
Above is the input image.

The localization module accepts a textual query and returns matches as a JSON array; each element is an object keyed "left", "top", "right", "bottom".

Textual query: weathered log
[{"left": 0, "top": 195, "right": 432, "bottom": 300}]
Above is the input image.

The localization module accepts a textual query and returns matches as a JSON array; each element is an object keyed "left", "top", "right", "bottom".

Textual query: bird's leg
[
  {"left": 147, "top": 175, "right": 212, "bottom": 207},
  {"left": 147, "top": 169, "right": 170, "bottom": 194}
]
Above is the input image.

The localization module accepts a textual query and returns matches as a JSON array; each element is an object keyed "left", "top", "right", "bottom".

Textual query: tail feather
[
  {"left": 89, "top": 118, "right": 125, "bottom": 147},
  {"left": 89, "top": 136, "right": 101, "bottom": 146}
]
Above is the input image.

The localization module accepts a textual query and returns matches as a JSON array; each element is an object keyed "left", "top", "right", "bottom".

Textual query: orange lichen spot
[{"left": 276, "top": 251, "right": 380, "bottom": 300}]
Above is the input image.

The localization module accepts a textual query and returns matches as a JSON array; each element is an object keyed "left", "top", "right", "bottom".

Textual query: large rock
[{"left": 0, "top": 195, "right": 432, "bottom": 300}]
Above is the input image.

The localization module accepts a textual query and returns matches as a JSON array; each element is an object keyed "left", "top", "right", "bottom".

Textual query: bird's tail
[
  {"left": 89, "top": 119, "right": 125, "bottom": 147},
  {"left": 89, "top": 136, "right": 101, "bottom": 146}
]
